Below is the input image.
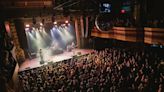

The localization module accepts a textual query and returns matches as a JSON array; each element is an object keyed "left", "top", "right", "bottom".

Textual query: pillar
[{"left": 74, "top": 17, "right": 81, "bottom": 48}]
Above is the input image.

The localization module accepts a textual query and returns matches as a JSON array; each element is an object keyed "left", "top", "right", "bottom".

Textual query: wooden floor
[{"left": 19, "top": 49, "right": 93, "bottom": 72}]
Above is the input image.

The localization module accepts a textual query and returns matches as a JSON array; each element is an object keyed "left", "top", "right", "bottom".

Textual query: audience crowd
[
  {"left": 98, "top": 17, "right": 135, "bottom": 31},
  {"left": 98, "top": 17, "right": 164, "bottom": 29},
  {"left": 113, "top": 17, "right": 164, "bottom": 28},
  {"left": 146, "top": 18, "right": 164, "bottom": 28},
  {"left": 113, "top": 18, "right": 135, "bottom": 27},
  {"left": 97, "top": 17, "right": 135, "bottom": 31},
  {"left": 19, "top": 48, "right": 163, "bottom": 92}
]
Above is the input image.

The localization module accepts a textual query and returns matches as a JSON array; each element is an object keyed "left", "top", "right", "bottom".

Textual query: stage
[{"left": 19, "top": 49, "right": 94, "bottom": 72}]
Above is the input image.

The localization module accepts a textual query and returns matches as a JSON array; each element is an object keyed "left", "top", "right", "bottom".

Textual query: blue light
[{"left": 52, "top": 27, "right": 56, "bottom": 31}]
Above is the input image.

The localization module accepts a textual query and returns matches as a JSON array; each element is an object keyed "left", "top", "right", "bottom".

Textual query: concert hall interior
[{"left": 0, "top": 0, "right": 164, "bottom": 92}]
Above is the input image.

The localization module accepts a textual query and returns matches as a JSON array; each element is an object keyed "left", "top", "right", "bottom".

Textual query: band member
[
  {"left": 67, "top": 45, "right": 71, "bottom": 52},
  {"left": 39, "top": 49, "right": 44, "bottom": 64},
  {"left": 67, "top": 42, "right": 76, "bottom": 52},
  {"left": 71, "top": 42, "right": 75, "bottom": 48}
]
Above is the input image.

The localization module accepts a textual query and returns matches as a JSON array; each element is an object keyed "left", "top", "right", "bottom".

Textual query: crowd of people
[
  {"left": 18, "top": 47, "right": 163, "bottom": 92},
  {"left": 145, "top": 18, "right": 164, "bottom": 28},
  {"left": 97, "top": 17, "right": 135, "bottom": 31},
  {"left": 113, "top": 18, "right": 135, "bottom": 27},
  {"left": 98, "top": 17, "right": 164, "bottom": 29}
]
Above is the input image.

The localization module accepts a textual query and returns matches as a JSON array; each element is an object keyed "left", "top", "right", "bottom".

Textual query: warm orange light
[
  {"left": 53, "top": 21, "right": 57, "bottom": 25},
  {"left": 40, "top": 23, "right": 43, "bottom": 26},
  {"left": 26, "top": 24, "right": 30, "bottom": 27},
  {"left": 65, "top": 20, "right": 69, "bottom": 24}
]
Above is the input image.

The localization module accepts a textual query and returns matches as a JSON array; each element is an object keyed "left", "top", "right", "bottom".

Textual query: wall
[
  {"left": 91, "top": 27, "right": 164, "bottom": 45},
  {"left": 144, "top": 27, "right": 164, "bottom": 45}
]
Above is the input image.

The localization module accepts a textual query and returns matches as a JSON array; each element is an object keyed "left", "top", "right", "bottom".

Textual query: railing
[{"left": 91, "top": 27, "right": 164, "bottom": 45}]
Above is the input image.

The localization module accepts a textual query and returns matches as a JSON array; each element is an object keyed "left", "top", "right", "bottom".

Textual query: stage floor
[{"left": 19, "top": 49, "right": 93, "bottom": 72}]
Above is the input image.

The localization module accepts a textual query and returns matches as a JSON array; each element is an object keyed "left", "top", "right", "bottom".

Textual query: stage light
[
  {"left": 32, "top": 27, "right": 35, "bottom": 30},
  {"left": 40, "top": 22, "right": 43, "bottom": 26},
  {"left": 43, "top": 62, "right": 48, "bottom": 65},
  {"left": 52, "top": 27, "right": 56, "bottom": 31},
  {"left": 62, "top": 24, "right": 66, "bottom": 27},
  {"left": 25, "top": 28, "right": 29, "bottom": 31},
  {"left": 53, "top": 21, "right": 57, "bottom": 25},
  {"left": 65, "top": 20, "right": 69, "bottom": 24},
  {"left": 121, "top": 9, "right": 126, "bottom": 14},
  {"left": 25, "top": 24, "right": 30, "bottom": 28},
  {"left": 39, "top": 26, "right": 43, "bottom": 30}
]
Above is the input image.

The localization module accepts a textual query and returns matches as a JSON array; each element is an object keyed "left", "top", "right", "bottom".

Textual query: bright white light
[
  {"left": 39, "top": 26, "right": 43, "bottom": 30},
  {"left": 61, "top": 24, "right": 66, "bottom": 27},
  {"left": 53, "top": 21, "right": 57, "bottom": 25},
  {"left": 32, "top": 27, "right": 35, "bottom": 30},
  {"left": 52, "top": 27, "right": 56, "bottom": 30},
  {"left": 40, "top": 23, "right": 43, "bottom": 26},
  {"left": 25, "top": 24, "right": 30, "bottom": 27},
  {"left": 25, "top": 28, "right": 29, "bottom": 31},
  {"left": 44, "top": 62, "right": 48, "bottom": 65},
  {"left": 25, "top": 23, "right": 76, "bottom": 59},
  {"left": 65, "top": 20, "right": 69, "bottom": 24}
]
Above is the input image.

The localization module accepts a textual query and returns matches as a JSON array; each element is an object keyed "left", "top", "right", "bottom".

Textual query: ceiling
[
  {"left": 0, "top": 0, "right": 53, "bottom": 18},
  {"left": 9, "top": 0, "right": 164, "bottom": 20},
  {"left": 1, "top": 0, "right": 164, "bottom": 19},
  {"left": 0, "top": 0, "right": 114, "bottom": 18}
]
